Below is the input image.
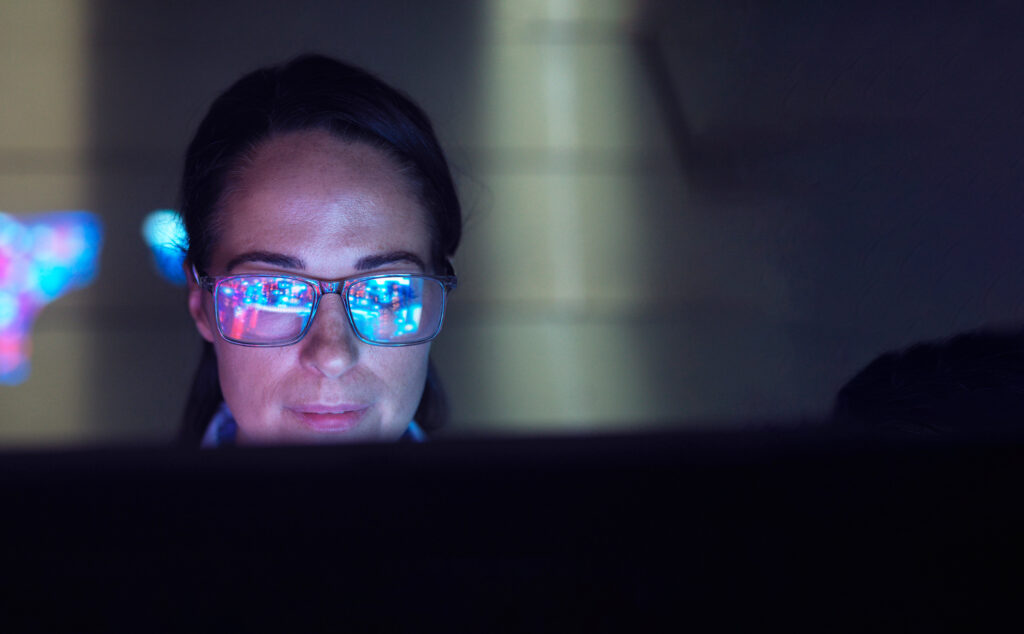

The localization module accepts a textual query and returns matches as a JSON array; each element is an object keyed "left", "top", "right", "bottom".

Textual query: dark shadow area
[
  {"left": 2, "top": 426, "right": 1023, "bottom": 629},
  {"left": 633, "top": 0, "right": 1024, "bottom": 413},
  {"left": 835, "top": 327, "right": 1024, "bottom": 433}
]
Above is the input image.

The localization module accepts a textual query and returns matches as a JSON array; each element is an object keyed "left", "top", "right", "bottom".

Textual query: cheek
[
  {"left": 369, "top": 345, "right": 432, "bottom": 420},
  {"left": 212, "top": 342, "right": 292, "bottom": 423},
  {"left": 211, "top": 339, "right": 432, "bottom": 438}
]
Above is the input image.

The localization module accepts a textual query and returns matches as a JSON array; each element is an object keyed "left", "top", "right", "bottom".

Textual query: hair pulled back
[{"left": 180, "top": 54, "right": 461, "bottom": 445}]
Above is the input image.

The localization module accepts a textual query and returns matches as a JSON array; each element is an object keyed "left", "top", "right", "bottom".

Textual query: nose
[{"left": 298, "top": 293, "right": 360, "bottom": 378}]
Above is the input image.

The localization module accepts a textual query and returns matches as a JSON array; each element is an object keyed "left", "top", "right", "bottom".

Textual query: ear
[{"left": 185, "top": 260, "right": 216, "bottom": 344}]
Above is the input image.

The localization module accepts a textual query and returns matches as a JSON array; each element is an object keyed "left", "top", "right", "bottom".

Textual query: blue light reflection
[{"left": 141, "top": 209, "right": 187, "bottom": 285}]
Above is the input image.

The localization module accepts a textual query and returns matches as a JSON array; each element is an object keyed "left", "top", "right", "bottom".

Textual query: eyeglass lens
[{"left": 213, "top": 275, "right": 444, "bottom": 345}]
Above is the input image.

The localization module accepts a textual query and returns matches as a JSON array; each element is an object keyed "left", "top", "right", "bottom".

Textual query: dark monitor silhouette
[{"left": 2, "top": 427, "right": 1024, "bottom": 630}]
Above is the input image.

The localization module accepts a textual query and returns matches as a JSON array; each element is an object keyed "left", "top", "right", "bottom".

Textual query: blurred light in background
[
  {"left": 142, "top": 209, "right": 187, "bottom": 285},
  {"left": 442, "top": 0, "right": 668, "bottom": 432},
  {"left": 0, "top": 211, "right": 102, "bottom": 384}
]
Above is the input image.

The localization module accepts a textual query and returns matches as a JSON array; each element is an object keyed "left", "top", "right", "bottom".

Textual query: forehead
[{"left": 211, "top": 130, "right": 430, "bottom": 274}]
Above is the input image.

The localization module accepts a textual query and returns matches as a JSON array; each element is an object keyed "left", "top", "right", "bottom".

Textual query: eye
[{"left": 214, "top": 275, "right": 318, "bottom": 345}]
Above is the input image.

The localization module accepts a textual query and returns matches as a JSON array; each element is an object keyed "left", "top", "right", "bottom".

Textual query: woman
[{"left": 180, "top": 54, "right": 461, "bottom": 446}]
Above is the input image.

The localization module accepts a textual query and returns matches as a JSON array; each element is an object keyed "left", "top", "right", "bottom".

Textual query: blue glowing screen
[
  {"left": 141, "top": 209, "right": 187, "bottom": 285},
  {"left": 0, "top": 211, "right": 103, "bottom": 384}
]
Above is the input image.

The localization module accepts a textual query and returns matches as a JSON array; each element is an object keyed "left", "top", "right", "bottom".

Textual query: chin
[
  {"left": 236, "top": 407, "right": 410, "bottom": 445},
  {"left": 299, "top": 426, "right": 382, "bottom": 444},
  {"left": 254, "top": 422, "right": 395, "bottom": 445}
]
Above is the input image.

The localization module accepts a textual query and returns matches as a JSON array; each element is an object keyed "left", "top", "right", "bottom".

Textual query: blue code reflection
[
  {"left": 349, "top": 277, "right": 424, "bottom": 340},
  {"left": 217, "top": 277, "right": 316, "bottom": 341}
]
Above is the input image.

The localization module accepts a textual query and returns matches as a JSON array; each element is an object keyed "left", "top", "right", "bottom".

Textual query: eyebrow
[
  {"left": 224, "top": 249, "right": 425, "bottom": 273},
  {"left": 355, "top": 250, "right": 426, "bottom": 272},
  {"left": 225, "top": 251, "right": 305, "bottom": 273}
]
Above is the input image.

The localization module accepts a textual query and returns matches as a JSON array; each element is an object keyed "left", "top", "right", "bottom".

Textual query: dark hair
[
  {"left": 179, "top": 54, "right": 461, "bottom": 445},
  {"left": 833, "top": 329, "right": 1024, "bottom": 433}
]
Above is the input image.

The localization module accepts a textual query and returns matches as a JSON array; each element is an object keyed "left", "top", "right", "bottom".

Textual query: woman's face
[{"left": 187, "top": 129, "right": 434, "bottom": 444}]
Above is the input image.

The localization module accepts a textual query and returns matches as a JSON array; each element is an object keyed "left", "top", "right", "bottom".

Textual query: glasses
[{"left": 194, "top": 267, "right": 457, "bottom": 347}]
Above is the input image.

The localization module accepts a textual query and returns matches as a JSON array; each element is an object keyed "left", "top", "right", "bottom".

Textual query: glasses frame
[{"left": 193, "top": 265, "right": 457, "bottom": 348}]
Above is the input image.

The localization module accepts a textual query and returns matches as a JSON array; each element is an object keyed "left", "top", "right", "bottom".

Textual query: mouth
[{"left": 287, "top": 404, "right": 369, "bottom": 432}]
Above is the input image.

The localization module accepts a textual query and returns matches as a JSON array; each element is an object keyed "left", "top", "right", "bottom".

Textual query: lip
[{"left": 288, "top": 404, "right": 369, "bottom": 432}]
